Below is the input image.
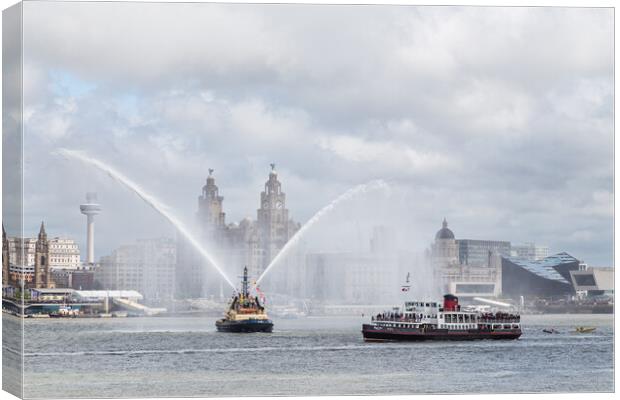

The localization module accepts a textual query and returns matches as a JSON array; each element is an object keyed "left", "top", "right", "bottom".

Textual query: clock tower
[{"left": 257, "top": 164, "right": 290, "bottom": 276}]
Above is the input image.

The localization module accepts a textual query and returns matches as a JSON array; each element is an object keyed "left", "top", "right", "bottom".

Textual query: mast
[{"left": 242, "top": 266, "right": 249, "bottom": 298}]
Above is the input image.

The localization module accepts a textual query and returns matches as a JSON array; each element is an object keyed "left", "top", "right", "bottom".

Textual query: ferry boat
[
  {"left": 215, "top": 267, "right": 273, "bottom": 333},
  {"left": 362, "top": 294, "right": 521, "bottom": 341}
]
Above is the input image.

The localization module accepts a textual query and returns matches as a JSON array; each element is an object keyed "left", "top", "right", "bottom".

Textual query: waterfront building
[
  {"left": 176, "top": 165, "right": 300, "bottom": 299},
  {"left": 50, "top": 267, "right": 95, "bottom": 290},
  {"left": 430, "top": 219, "right": 459, "bottom": 269},
  {"left": 97, "top": 237, "right": 176, "bottom": 305},
  {"left": 429, "top": 219, "right": 505, "bottom": 298},
  {"left": 8, "top": 237, "right": 37, "bottom": 270},
  {"left": 4, "top": 223, "right": 55, "bottom": 289},
  {"left": 257, "top": 165, "right": 293, "bottom": 275},
  {"left": 457, "top": 239, "right": 511, "bottom": 267},
  {"left": 48, "top": 238, "right": 81, "bottom": 269},
  {"left": 511, "top": 242, "right": 549, "bottom": 261},
  {"left": 34, "top": 222, "right": 54, "bottom": 288},
  {"left": 70, "top": 268, "right": 95, "bottom": 290},
  {"left": 500, "top": 252, "right": 580, "bottom": 298},
  {"left": 570, "top": 266, "right": 614, "bottom": 298},
  {"left": 8, "top": 235, "right": 81, "bottom": 271}
]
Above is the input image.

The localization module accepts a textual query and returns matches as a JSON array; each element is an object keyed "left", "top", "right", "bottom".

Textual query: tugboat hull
[
  {"left": 216, "top": 319, "right": 274, "bottom": 333},
  {"left": 362, "top": 324, "right": 521, "bottom": 341}
]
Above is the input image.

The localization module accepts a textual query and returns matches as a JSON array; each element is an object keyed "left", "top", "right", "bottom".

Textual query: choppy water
[{"left": 2, "top": 314, "right": 614, "bottom": 398}]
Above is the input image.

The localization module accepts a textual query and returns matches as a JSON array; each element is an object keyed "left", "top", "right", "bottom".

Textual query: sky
[{"left": 7, "top": 3, "right": 614, "bottom": 266}]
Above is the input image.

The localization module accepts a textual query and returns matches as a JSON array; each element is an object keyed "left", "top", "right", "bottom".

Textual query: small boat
[
  {"left": 575, "top": 326, "right": 596, "bottom": 333},
  {"left": 542, "top": 328, "right": 559, "bottom": 334},
  {"left": 216, "top": 267, "right": 273, "bottom": 333}
]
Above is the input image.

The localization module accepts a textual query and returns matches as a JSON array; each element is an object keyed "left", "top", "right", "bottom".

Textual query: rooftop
[{"left": 504, "top": 252, "right": 579, "bottom": 283}]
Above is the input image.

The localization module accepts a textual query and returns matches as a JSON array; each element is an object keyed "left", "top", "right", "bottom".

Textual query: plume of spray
[
  {"left": 56, "top": 148, "right": 236, "bottom": 290},
  {"left": 256, "top": 179, "right": 389, "bottom": 285}
]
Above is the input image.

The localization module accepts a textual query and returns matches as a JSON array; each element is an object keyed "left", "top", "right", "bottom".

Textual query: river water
[{"left": 2, "top": 314, "right": 614, "bottom": 398}]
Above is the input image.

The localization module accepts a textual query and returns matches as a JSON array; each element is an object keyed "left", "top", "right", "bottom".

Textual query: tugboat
[
  {"left": 215, "top": 267, "right": 273, "bottom": 333},
  {"left": 362, "top": 294, "right": 521, "bottom": 341}
]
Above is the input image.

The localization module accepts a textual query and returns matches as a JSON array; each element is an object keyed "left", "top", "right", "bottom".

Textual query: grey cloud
[{"left": 16, "top": 3, "right": 614, "bottom": 266}]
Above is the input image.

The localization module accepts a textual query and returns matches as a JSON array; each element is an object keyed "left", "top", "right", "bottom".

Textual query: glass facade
[
  {"left": 501, "top": 252, "right": 580, "bottom": 298},
  {"left": 457, "top": 239, "right": 511, "bottom": 267}
]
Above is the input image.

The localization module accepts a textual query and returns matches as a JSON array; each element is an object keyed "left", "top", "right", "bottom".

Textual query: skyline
[{"left": 6, "top": 4, "right": 613, "bottom": 265}]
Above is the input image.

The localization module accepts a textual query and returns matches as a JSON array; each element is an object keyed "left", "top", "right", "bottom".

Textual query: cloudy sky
[{"left": 10, "top": 3, "right": 614, "bottom": 265}]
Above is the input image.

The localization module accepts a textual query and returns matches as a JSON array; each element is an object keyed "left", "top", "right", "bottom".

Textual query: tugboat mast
[{"left": 242, "top": 266, "right": 249, "bottom": 298}]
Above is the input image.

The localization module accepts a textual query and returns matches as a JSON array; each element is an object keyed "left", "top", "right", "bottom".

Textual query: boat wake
[{"left": 22, "top": 343, "right": 419, "bottom": 358}]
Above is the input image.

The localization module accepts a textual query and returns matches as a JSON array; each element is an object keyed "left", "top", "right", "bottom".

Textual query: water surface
[{"left": 2, "top": 314, "right": 613, "bottom": 398}]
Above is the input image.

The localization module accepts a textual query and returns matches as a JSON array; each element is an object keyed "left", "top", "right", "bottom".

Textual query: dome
[{"left": 435, "top": 218, "right": 455, "bottom": 240}]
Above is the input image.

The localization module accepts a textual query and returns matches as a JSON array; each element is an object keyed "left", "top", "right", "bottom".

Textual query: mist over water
[
  {"left": 257, "top": 179, "right": 389, "bottom": 284},
  {"left": 57, "top": 148, "right": 443, "bottom": 305},
  {"left": 56, "top": 148, "right": 236, "bottom": 290}
]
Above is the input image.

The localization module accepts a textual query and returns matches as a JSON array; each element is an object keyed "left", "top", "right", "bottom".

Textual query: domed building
[
  {"left": 435, "top": 218, "right": 455, "bottom": 240},
  {"left": 428, "top": 218, "right": 511, "bottom": 299},
  {"left": 430, "top": 218, "right": 459, "bottom": 268}
]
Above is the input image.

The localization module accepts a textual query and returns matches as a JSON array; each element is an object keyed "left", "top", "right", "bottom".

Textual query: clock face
[
  {"left": 276, "top": 201, "right": 283, "bottom": 209},
  {"left": 262, "top": 201, "right": 269, "bottom": 208}
]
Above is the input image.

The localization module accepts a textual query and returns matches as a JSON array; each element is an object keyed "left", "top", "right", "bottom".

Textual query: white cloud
[{"left": 13, "top": 3, "right": 614, "bottom": 265}]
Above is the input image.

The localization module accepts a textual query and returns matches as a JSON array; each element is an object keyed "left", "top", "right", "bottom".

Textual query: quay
[{"left": 2, "top": 287, "right": 165, "bottom": 317}]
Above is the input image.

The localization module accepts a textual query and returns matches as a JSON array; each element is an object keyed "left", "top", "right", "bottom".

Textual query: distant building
[
  {"left": 305, "top": 252, "right": 399, "bottom": 304},
  {"left": 51, "top": 267, "right": 95, "bottom": 290},
  {"left": 48, "top": 238, "right": 81, "bottom": 269},
  {"left": 97, "top": 238, "right": 176, "bottom": 305},
  {"left": 457, "top": 239, "right": 511, "bottom": 267},
  {"left": 430, "top": 219, "right": 459, "bottom": 268},
  {"left": 501, "top": 252, "right": 580, "bottom": 298},
  {"left": 511, "top": 243, "right": 549, "bottom": 261},
  {"left": 304, "top": 227, "right": 400, "bottom": 305},
  {"left": 429, "top": 219, "right": 505, "bottom": 298},
  {"left": 176, "top": 165, "right": 300, "bottom": 299},
  {"left": 8, "top": 236, "right": 81, "bottom": 270},
  {"left": 570, "top": 266, "right": 614, "bottom": 298},
  {"left": 8, "top": 237, "right": 37, "bottom": 269},
  {"left": 4, "top": 223, "right": 54, "bottom": 289},
  {"left": 70, "top": 269, "right": 95, "bottom": 290}
]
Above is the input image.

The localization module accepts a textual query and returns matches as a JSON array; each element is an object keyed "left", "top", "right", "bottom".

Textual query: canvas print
[{"left": 1, "top": 1, "right": 614, "bottom": 398}]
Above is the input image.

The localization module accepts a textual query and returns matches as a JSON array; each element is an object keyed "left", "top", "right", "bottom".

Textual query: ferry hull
[
  {"left": 362, "top": 324, "right": 521, "bottom": 341},
  {"left": 216, "top": 319, "right": 274, "bottom": 333}
]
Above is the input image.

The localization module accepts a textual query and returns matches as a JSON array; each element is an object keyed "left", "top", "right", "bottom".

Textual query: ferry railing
[{"left": 477, "top": 318, "right": 520, "bottom": 324}]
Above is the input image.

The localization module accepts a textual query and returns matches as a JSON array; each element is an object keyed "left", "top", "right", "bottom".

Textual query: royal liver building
[{"left": 176, "top": 165, "right": 300, "bottom": 299}]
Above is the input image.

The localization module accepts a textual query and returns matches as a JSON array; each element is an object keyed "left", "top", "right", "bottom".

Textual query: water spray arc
[
  {"left": 256, "top": 179, "right": 389, "bottom": 285},
  {"left": 57, "top": 148, "right": 236, "bottom": 290}
]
